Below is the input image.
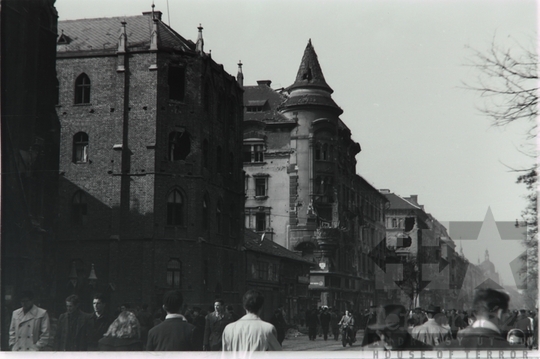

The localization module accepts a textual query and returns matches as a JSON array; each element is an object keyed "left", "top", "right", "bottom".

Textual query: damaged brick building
[{"left": 54, "top": 11, "right": 246, "bottom": 313}]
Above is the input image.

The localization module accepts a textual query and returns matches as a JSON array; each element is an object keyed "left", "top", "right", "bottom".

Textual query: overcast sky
[{"left": 55, "top": 0, "right": 537, "bottom": 287}]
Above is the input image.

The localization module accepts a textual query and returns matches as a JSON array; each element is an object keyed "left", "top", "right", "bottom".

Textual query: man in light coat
[
  {"left": 222, "top": 289, "right": 282, "bottom": 355},
  {"left": 411, "top": 304, "right": 452, "bottom": 347},
  {"left": 9, "top": 290, "right": 50, "bottom": 351}
]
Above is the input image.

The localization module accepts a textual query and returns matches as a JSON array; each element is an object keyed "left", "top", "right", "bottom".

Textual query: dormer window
[
  {"left": 57, "top": 30, "right": 71, "bottom": 44},
  {"left": 246, "top": 100, "right": 267, "bottom": 113}
]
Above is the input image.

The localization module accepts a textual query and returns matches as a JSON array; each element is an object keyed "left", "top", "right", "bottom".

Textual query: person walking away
[
  {"left": 330, "top": 308, "right": 340, "bottom": 341},
  {"left": 203, "top": 298, "right": 233, "bottom": 351},
  {"left": 146, "top": 290, "right": 195, "bottom": 350},
  {"left": 87, "top": 293, "right": 112, "bottom": 351},
  {"left": 411, "top": 305, "right": 451, "bottom": 347},
  {"left": 269, "top": 308, "right": 286, "bottom": 345},
  {"left": 54, "top": 294, "right": 89, "bottom": 351},
  {"left": 222, "top": 289, "right": 281, "bottom": 354},
  {"left": 9, "top": 290, "right": 50, "bottom": 351},
  {"left": 136, "top": 303, "right": 153, "bottom": 347},
  {"left": 227, "top": 305, "right": 240, "bottom": 322},
  {"left": 98, "top": 311, "right": 142, "bottom": 351},
  {"left": 191, "top": 307, "right": 206, "bottom": 351},
  {"left": 306, "top": 308, "right": 320, "bottom": 341},
  {"left": 319, "top": 306, "right": 331, "bottom": 340}
]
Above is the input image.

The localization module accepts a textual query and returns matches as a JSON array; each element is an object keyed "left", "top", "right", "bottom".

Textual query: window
[
  {"left": 72, "top": 132, "right": 89, "bottom": 163},
  {"left": 74, "top": 73, "right": 91, "bottom": 104},
  {"left": 216, "top": 200, "right": 223, "bottom": 234},
  {"left": 167, "top": 189, "right": 184, "bottom": 226},
  {"left": 72, "top": 191, "right": 87, "bottom": 225},
  {"left": 243, "top": 142, "right": 265, "bottom": 163},
  {"left": 168, "top": 131, "right": 191, "bottom": 161},
  {"left": 229, "top": 263, "right": 235, "bottom": 290},
  {"left": 166, "top": 259, "right": 182, "bottom": 288},
  {"left": 256, "top": 212, "right": 266, "bottom": 232},
  {"left": 246, "top": 106, "right": 263, "bottom": 112},
  {"left": 168, "top": 66, "right": 185, "bottom": 101},
  {"left": 255, "top": 178, "right": 267, "bottom": 197},
  {"left": 202, "top": 139, "right": 209, "bottom": 168},
  {"left": 254, "top": 145, "right": 264, "bottom": 162},
  {"left": 229, "top": 205, "right": 235, "bottom": 237},
  {"left": 258, "top": 261, "right": 269, "bottom": 280},
  {"left": 202, "top": 194, "right": 209, "bottom": 228}
]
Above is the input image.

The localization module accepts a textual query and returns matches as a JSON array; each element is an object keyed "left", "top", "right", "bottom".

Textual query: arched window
[
  {"left": 72, "top": 191, "right": 87, "bottom": 225},
  {"left": 202, "top": 139, "right": 209, "bottom": 168},
  {"left": 74, "top": 73, "right": 91, "bottom": 104},
  {"left": 168, "top": 65, "right": 185, "bottom": 101},
  {"left": 168, "top": 130, "right": 190, "bottom": 161},
  {"left": 322, "top": 143, "right": 328, "bottom": 160},
  {"left": 166, "top": 259, "right": 182, "bottom": 288},
  {"left": 202, "top": 194, "right": 209, "bottom": 228},
  {"left": 167, "top": 189, "right": 184, "bottom": 226},
  {"left": 216, "top": 199, "right": 223, "bottom": 234},
  {"left": 228, "top": 204, "right": 235, "bottom": 237},
  {"left": 72, "top": 132, "right": 89, "bottom": 163}
]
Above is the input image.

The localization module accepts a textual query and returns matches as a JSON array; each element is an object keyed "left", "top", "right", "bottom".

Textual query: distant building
[
  {"left": 243, "top": 229, "right": 313, "bottom": 323},
  {"left": 241, "top": 40, "right": 387, "bottom": 312},
  {"left": 1, "top": 0, "right": 60, "bottom": 350},
  {"left": 478, "top": 249, "right": 500, "bottom": 284},
  {"left": 54, "top": 11, "right": 245, "bottom": 312}
]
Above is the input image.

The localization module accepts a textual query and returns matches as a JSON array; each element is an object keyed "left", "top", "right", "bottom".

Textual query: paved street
[{"left": 282, "top": 331, "right": 365, "bottom": 351}]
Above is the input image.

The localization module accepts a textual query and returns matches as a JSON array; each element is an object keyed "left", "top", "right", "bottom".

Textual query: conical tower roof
[{"left": 288, "top": 39, "right": 333, "bottom": 93}]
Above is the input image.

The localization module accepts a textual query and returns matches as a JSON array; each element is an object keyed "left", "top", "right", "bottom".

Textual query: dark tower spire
[
  {"left": 237, "top": 60, "right": 244, "bottom": 88},
  {"left": 288, "top": 39, "right": 333, "bottom": 93}
]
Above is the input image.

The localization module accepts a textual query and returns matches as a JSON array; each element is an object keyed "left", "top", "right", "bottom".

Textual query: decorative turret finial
[
  {"left": 237, "top": 60, "right": 244, "bottom": 88},
  {"left": 196, "top": 24, "right": 204, "bottom": 54}
]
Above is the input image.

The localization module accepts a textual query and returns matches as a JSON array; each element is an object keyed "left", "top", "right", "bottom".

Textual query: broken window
[
  {"left": 168, "top": 130, "right": 190, "bottom": 161},
  {"left": 168, "top": 65, "right": 186, "bottom": 101},
  {"left": 74, "top": 73, "right": 91, "bottom": 104},
  {"left": 167, "top": 189, "right": 184, "bottom": 226},
  {"left": 404, "top": 217, "right": 415, "bottom": 232},
  {"left": 73, "top": 132, "right": 89, "bottom": 163}
]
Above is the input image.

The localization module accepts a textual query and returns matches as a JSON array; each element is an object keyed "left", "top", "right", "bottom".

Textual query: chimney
[
  {"left": 237, "top": 61, "right": 244, "bottom": 88},
  {"left": 142, "top": 10, "right": 163, "bottom": 21},
  {"left": 257, "top": 80, "right": 272, "bottom": 87},
  {"left": 408, "top": 195, "right": 418, "bottom": 204}
]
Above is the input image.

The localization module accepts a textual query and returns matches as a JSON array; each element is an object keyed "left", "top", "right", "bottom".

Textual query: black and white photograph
[{"left": 1, "top": 0, "right": 538, "bottom": 356}]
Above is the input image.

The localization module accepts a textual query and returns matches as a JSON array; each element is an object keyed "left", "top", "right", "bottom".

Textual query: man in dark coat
[
  {"left": 86, "top": 293, "right": 112, "bottom": 351},
  {"left": 203, "top": 298, "right": 234, "bottom": 351},
  {"left": 450, "top": 288, "right": 512, "bottom": 349},
  {"left": 191, "top": 307, "right": 206, "bottom": 351},
  {"left": 54, "top": 294, "right": 89, "bottom": 351},
  {"left": 319, "top": 306, "right": 332, "bottom": 340},
  {"left": 146, "top": 290, "right": 195, "bottom": 351},
  {"left": 306, "top": 308, "right": 320, "bottom": 341}
]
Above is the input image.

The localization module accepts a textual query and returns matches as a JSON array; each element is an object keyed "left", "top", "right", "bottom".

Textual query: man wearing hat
[
  {"left": 411, "top": 304, "right": 451, "bottom": 347},
  {"left": 362, "top": 304, "right": 431, "bottom": 350}
]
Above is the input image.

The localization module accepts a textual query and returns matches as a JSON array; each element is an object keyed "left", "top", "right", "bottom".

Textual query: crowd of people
[
  {"left": 8, "top": 289, "right": 284, "bottom": 353},
  {"left": 8, "top": 287, "right": 539, "bottom": 352}
]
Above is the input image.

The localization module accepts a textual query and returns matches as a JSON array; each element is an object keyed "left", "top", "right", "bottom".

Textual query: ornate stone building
[{"left": 242, "top": 40, "right": 387, "bottom": 311}]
